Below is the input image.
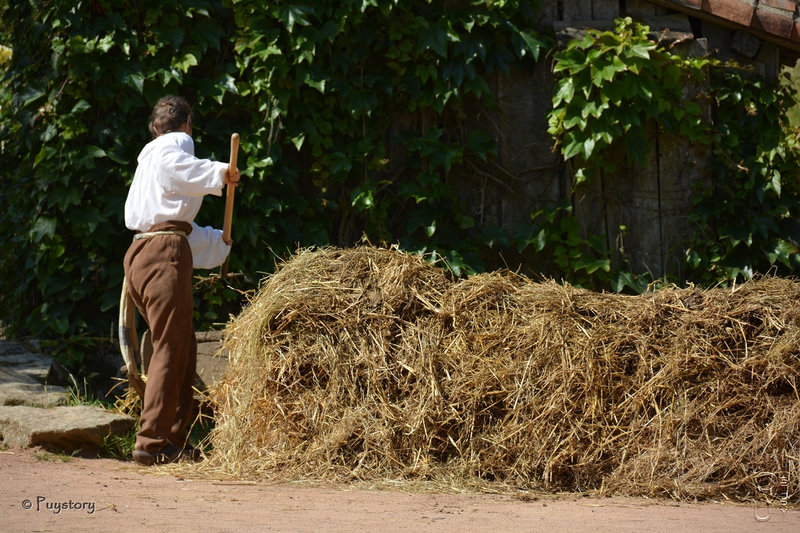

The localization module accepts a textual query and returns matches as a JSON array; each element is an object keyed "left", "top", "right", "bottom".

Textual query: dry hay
[{"left": 202, "top": 246, "right": 800, "bottom": 504}]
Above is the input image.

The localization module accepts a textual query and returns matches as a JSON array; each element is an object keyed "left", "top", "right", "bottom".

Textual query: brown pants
[{"left": 123, "top": 221, "right": 196, "bottom": 453}]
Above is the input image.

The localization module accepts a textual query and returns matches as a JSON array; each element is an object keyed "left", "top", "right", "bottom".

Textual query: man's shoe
[
  {"left": 182, "top": 444, "right": 203, "bottom": 462},
  {"left": 132, "top": 444, "right": 188, "bottom": 466}
]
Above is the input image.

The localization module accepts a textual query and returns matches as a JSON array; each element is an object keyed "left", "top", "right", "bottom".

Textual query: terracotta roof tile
[{"left": 655, "top": 0, "right": 800, "bottom": 46}]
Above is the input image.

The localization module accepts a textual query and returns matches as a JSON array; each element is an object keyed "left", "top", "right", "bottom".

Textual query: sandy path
[{"left": 2, "top": 447, "right": 798, "bottom": 532}]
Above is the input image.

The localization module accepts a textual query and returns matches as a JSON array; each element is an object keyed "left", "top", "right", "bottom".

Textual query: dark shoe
[
  {"left": 182, "top": 444, "right": 203, "bottom": 462},
  {"left": 132, "top": 444, "right": 192, "bottom": 466}
]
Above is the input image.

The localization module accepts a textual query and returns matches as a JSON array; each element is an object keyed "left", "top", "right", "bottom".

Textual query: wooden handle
[
  {"left": 222, "top": 133, "right": 239, "bottom": 245},
  {"left": 220, "top": 133, "right": 239, "bottom": 278}
]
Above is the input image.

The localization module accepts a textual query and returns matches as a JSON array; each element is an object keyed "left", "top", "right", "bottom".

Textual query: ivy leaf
[
  {"left": 313, "top": 19, "right": 341, "bottom": 43},
  {"left": 553, "top": 78, "right": 575, "bottom": 107},
  {"left": 127, "top": 72, "right": 144, "bottom": 93},
  {"left": 304, "top": 73, "right": 326, "bottom": 93},
  {"left": 626, "top": 42, "right": 652, "bottom": 60},
  {"left": 189, "top": 18, "right": 221, "bottom": 51},
  {"left": 583, "top": 135, "right": 596, "bottom": 159},
  {"left": 86, "top": 145, "right": 107, "bottom": 159},
  {"left": 563, "top": 132, "right": 583, "bottom": 160},
  {"left": 466, "top": 130, "right": 495, "bottom": 161},
  {"left": 593, "top": 59, "right": 620, "bottom": 84},
  {"left": 276, "top": 5, "right": 312, "bottom": 32},
  {"left": 553, "top": 48, "right": 587, "bottom": 74},
  {"left": 772, "top": 240, "right": 798, "bottom": 267},
  {"left": 97, "top": 34, "right": 115, "bottom": 53},
  {"left": 443, "top": 61, "right": 467, "bottom": 86},
  {"left": 611, "top": 271, "right": 639, "bottom": 292},
  {"left": 20, "top": 87, "right": 45, "bottom": 107},
  {"left": 575, "top": 256, "right": 610, "bottom": 274},
  {"left": 71, "top": 206, "right": 102, "bottom": 233},
  {"left": 30, "top": 217, "right": 57, "bottom": 243},
  {"left": 581, "top": 100, "right": 599, "bottom": 119},
  {"left": 624, "top": 131, "right": 649, "bottom": 165},
  {"left": 71, "top": 100, "right": 91, "bottom": 114},
  {"left": 47, "top": 185, "right": 81, "bottom": 210},
  {"left": 618, "top": 106, "right": 642, "bottom": 130},
  {"left": 465, "top": 74, "right": 491, "bottom": 98},
  {"left": 161, "top": 28, "right": 185, "bottom": 51},
  {"left": 533, "top": 228, "right": 548, "bottom": 251},
  {"left": 418, "top": 20, "right": 448, "bottom": 58},
  {"left": 564, "top": 114, "right": 587, "bottom": 131},
  {"left": 351, "top": 184, "right": 375, "bottom": 211},
  {"left": 516, "top": 28, "right": 546, "bottom": 61},
  {"left": 601, "top": 80, "right": 625, "bottom": 104},
  {"left": 769, "top": 170, "right": 782, "bottom": 196},
  {"left": 175, "top": 53, "right": 198, "bottom": 73},
  {"left": 429, "top": 143, "right": 462, "bottom": 171}
]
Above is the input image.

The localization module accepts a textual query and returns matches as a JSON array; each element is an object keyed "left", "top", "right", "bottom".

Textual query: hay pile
[{"left": 204, "top": 246, "right": 800, "bottom": 504}]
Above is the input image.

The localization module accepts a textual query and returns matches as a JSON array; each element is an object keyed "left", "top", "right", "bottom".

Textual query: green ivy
[
  {"left": 0, "top": 0, "right": 549, "bottom": 342},
  {"left": 541, "top": 17, "right": 713, "bottom": 290},
  {"left": 545, "top": 17, "right": 800, "bottom": 289},
  {"left": 0, "top": 0, "right": 239, "bottom": 340},
  {"left": 7, "top": 2, "right": 797, "bottom": 353},
  {"left": 547, "top": 17, "right": 713, "bottom": 183},
  {"left": 685, "top": 70, "right": 800, "bottom": 283},
  {"left": 230, "top": 0, "right": 548, "bottom": 276},
  {"left": 513, "top": 201, "right": 646, "bottom": 292}
]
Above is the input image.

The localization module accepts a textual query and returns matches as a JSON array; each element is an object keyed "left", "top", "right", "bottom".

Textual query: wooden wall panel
[
  {"left": 593, "top": 0, "right": 621, "bottom": 19},
  {"left": 562, "top": 0, "right": 593, "bottom": 21}
]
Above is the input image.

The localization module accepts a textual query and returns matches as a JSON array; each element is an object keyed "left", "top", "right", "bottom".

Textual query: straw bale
[{"left": 202, "top": 246, "right": 800, "bottom": 504}]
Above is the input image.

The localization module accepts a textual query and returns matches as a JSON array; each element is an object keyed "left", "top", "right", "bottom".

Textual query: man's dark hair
[{"left": 148, "top": 95, "right": 193, "bottom": 138}]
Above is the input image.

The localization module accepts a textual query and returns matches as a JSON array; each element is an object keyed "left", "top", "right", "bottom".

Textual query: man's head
[{"left": 148, "top": 95, "right": 193, "bottom": 138}]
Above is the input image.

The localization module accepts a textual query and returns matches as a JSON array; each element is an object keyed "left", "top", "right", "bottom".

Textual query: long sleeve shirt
[{"left": 124, "top": 132, "right": 231, "bottom": 269}]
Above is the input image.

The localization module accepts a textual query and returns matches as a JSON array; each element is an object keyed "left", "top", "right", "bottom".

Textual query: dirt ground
[{"left": 2, "top": 447, "right": 798, "bottom": 532}]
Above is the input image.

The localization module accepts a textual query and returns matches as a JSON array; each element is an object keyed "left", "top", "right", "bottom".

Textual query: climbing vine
[
  {"left": 546, "top": 17, "right": 800, "bottom": 289},
  {"left": 0, "top": 0, "right": 548, "bottom": 341},
  {"left": 3, "top": 3, "right": 799, "bottom": 353},
  {"left": 547, "top": 18, "right": 713, "bottom": 183},
  {"left": 685, "top": 70, "right": 800, "bottom": 282}
]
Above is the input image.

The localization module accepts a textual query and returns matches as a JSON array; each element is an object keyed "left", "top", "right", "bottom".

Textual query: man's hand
[{"left": 225, "top": 167, "right": 240, "bottom": 186}]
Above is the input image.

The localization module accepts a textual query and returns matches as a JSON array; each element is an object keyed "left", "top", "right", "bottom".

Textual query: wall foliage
[
  {"left": 546, "top": 18, "right": 800, "bottom": 290},
  {"left": 2, "top": 4, "right": 799, "bottom": 366},
  {"left": 0, "top": 0, "right": 545, "bottom": 346}
]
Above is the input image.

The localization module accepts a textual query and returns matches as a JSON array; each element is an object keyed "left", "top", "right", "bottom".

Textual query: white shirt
[{"left": 125, "top": 132, "right": 231, "bottom": 269}]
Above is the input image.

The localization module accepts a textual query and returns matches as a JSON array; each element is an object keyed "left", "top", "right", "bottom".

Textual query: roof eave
[{"left": 646, "top": 0, "right": 800, "bottom": 52}]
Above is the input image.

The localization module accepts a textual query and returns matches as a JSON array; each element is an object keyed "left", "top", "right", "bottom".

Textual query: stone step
[
  {"left": 0, "top": 367, "right": 68, "bottom": 407},
  {"left": 0, "top": 404, "right": 134, "bottom": 452},
  {"left": 0, "top": 332, "right": 228, "bottom": 453},
  {"left": 0, "top": 340, "right": 68, "bottom": 407},
  {"left": 0, "top": 340, "right": 55, "bottom": 383}
]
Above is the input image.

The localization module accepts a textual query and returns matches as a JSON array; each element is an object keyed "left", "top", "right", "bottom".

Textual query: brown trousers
[{"left": 123, "top": 221, "right": 196, "bottom": 453}]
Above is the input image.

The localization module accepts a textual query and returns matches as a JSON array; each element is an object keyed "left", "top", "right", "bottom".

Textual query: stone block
[{"left": 0, "top": 405, "right": 135, "bottom": 452}]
